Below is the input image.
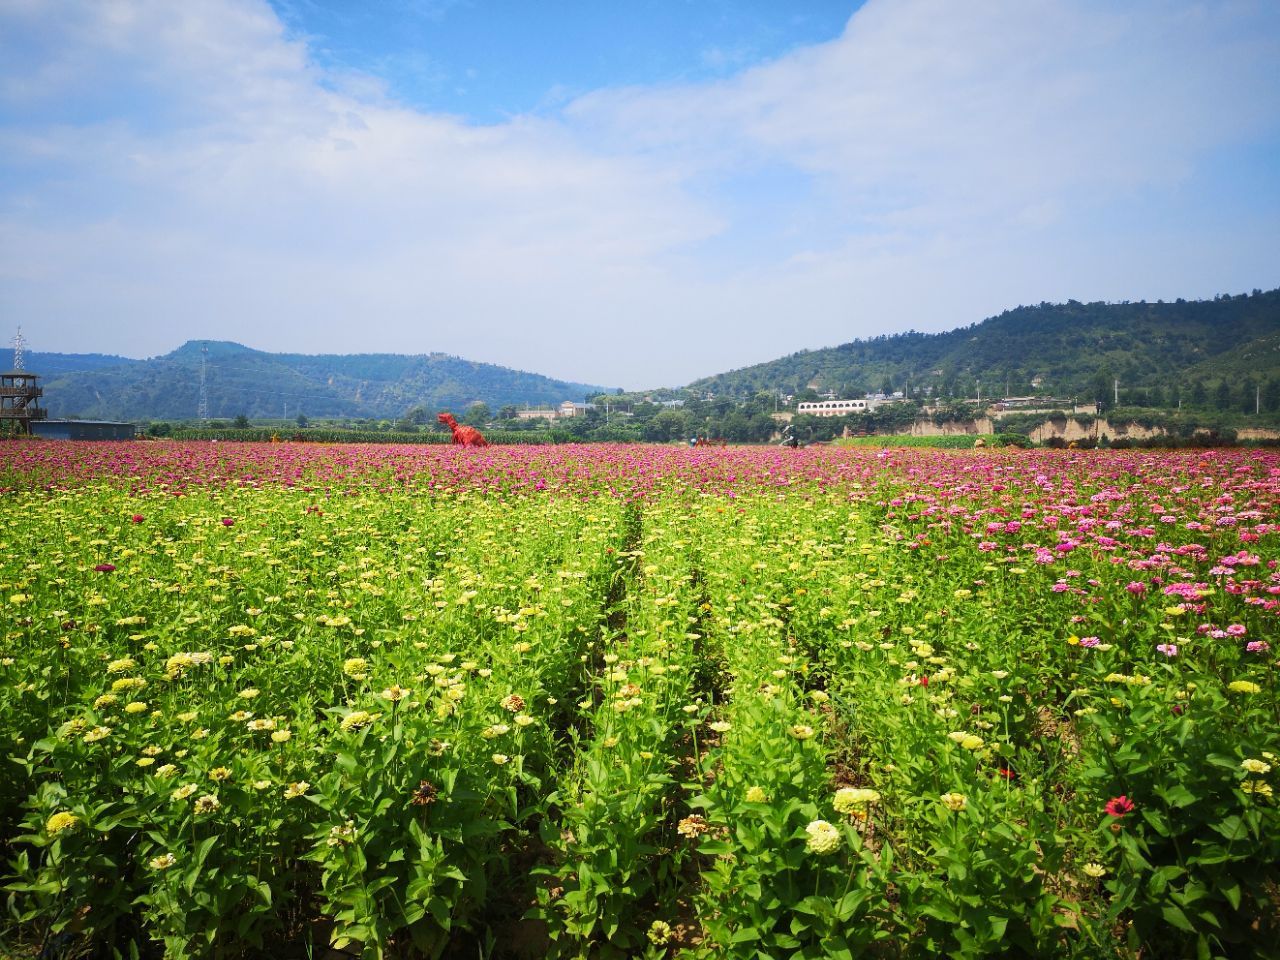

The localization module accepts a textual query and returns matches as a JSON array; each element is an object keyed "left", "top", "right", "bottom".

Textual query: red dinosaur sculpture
[{"left": 437, "top": 412, "right": 489, "bottom": 447}]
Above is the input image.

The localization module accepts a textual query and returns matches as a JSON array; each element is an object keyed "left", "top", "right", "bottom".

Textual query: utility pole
[{"left": 1114, "top": 378, "right": 1119, "bottom": 407}]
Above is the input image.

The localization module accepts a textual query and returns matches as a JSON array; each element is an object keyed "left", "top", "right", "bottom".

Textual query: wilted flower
[
  {"left": 500, "top": 694, "right": 526, "bottom": 713},
  {"left": 1242, "top": 780, "right": 1273, "bottom": 798},
  {"left": 677, "top": 815, "right": 709, "bottom": 839},
  {"left": 327, "top": 820, "right": 356, "bottom": 847},
  {"left": 410, "top": 780, "right": 438, "bottom": 805}
]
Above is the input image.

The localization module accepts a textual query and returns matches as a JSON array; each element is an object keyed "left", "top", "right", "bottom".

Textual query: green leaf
[
  {"left": 1211, "top": 815, "right": 1247, "bottom": 841},
  {"left": 1220, "top": 880, "right": 1242, "bottom": 911},
  {"left": 1156, "top": 783, "right": 1197, "bottom": 808},
  {"left": 1161, "top": 904, "right": 1196, "bottom": 934}
]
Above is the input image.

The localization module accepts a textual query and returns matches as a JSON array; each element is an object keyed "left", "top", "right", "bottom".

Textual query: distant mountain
[
  {"left": 684, "top": 289, "right": 1280, "bottom": 400},
  {"left": 23, "top": 351, "right": 136, "bottom": 377},
  {"left": 36, "top": 341, "right": 612, "bottom": 421}
]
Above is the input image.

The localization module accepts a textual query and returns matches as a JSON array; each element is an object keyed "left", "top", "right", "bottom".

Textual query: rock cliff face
[{"left": 897, "top": 417, "right": 1280, "bottom": 442}]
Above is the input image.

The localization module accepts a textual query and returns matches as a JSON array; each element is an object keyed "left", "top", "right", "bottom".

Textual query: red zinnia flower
[
  {"left": 1104, "top": 795, "right": 1135, "bottom": 817},
  {"left": 131, "top": 514, "right": 144, "bottom": 523},
  {"left": 94, "top": 563, "right": 116, "bottom": 573}
]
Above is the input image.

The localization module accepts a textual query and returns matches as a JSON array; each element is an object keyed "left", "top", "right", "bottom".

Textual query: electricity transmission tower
[{"left": 197, "top": 345, "right": 209, "bottom": 420}]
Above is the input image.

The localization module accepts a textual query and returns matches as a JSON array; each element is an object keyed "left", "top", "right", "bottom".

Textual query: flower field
[{"left": 1, "top": 442, "right": 1277, "bottom": 959}]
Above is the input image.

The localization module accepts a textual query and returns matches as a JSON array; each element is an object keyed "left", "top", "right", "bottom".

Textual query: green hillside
[
  {"left": 38, "top": 341, "right": 611, "bottom": 421},
  {"left": 684, "top": 289, "right": 1280, "bottom": 402}
]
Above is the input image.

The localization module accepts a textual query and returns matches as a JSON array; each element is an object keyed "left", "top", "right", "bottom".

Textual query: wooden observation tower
[{"left": 1, "top": 329, "right": 46, "bottom": 435}]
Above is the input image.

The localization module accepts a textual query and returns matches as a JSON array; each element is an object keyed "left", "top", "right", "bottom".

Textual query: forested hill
[
  {"left": 35, "top": 341, "right": 611, "bottom": 421},
  {"left": 685, "top": 289, "right": 1280, "bottom": 401}
]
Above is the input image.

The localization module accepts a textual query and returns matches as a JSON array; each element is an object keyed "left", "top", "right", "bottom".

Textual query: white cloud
[{"left": 2, "top": 0, "right": 1278, "bottom": 387}]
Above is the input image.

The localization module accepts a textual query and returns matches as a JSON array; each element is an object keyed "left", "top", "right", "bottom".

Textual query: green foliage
[{"left": 687, "top": 289, "right": 1280, "bottom": 404}]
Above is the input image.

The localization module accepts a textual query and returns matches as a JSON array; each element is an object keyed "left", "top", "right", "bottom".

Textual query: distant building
[
  {"left": 797, "top": 394, "right": 909, "bottom": 417},
  {"left": 558, "top": 401, "right": 595, "bottom": 418},
  {"left": 32, "top": 420, "right": 136, "bottom": 441},
  {"left": 797, "top": 399, "right": 869, "bottom": 417},
  {"left": 515, "top": 408, "right": 557, "bottom": 421}
]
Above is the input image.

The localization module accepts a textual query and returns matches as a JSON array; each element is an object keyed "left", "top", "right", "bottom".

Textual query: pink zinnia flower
[
  {"left": 1246, "top": 640, "right": 1270, "bottom": 654},
  {"left": 131, "top": 514, "right": 144, "bottom": 523},
  {"left": 1079, "top": 636, "right": 1101, "bottom": 648},
  {"left": 1104, "top": 796, "right": 1135, "bottom": 817},
  {"left": 221, "top": 518, "right": 234, "bottom": 527},
  {"left": 1156, "top": 643, "right": 1178, "bottom": 657}
]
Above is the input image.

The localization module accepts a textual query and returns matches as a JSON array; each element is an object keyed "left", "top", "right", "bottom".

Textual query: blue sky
[
  {"left": 2, "top": 0, "right": 1278, "bottom": 389},
  {"left": 271, "top": 1, "right": 860, "bottom": 122}
]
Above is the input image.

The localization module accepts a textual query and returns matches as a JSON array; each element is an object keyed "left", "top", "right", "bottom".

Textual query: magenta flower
[
  {"left": 1104, "top": 795, "right": 1135, "bottom": 817},
  {"left": 94, "top": 563, "right": 116, "bottom": 573},
  {"left": 1155, "top": 643, "right": 1178, "bottom": 657}
]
